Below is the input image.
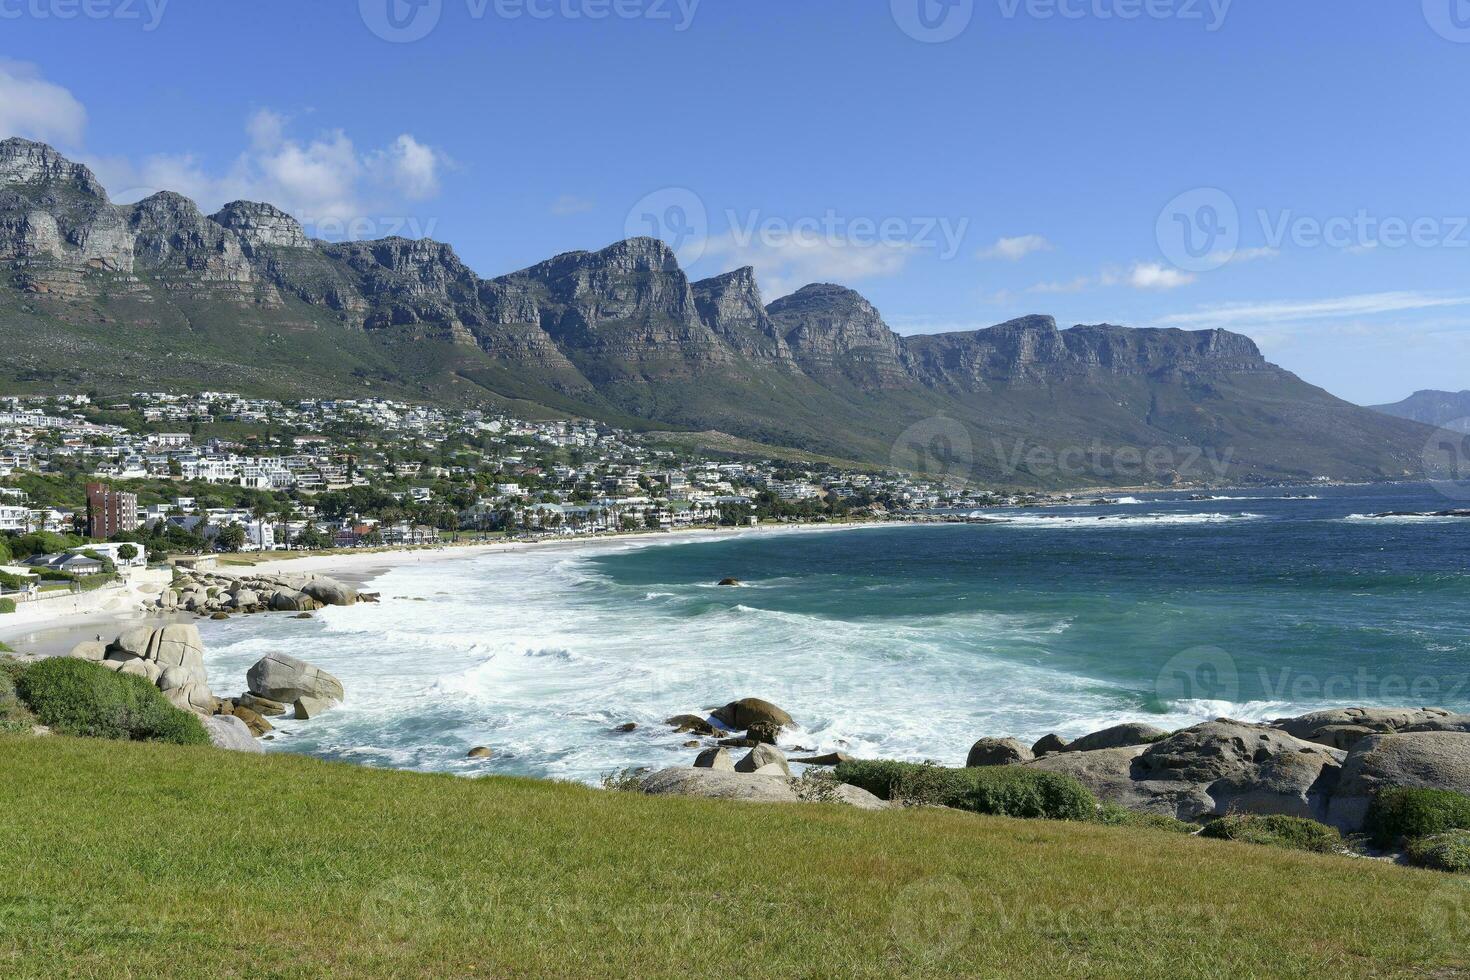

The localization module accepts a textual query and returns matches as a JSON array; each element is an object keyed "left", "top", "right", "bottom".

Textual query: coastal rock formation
[
  {"left": 90, "top": 623, "right": 216, "bottom": 716},
  {"left": 1025, "top": 720, "right": 1344, "bottom": 823},
  {"left": 202, "top": 715, "right": 264, "bottom": 754},
  {"left": 735, "top": 744, "right": 791, "bottom": 776},
  {"left": 246, "top": 652, "right": 344, "bottom": 705},
  {"left": 1065, "top": 722, "right": 1168, "bottom": 753},
  {"left": 1031, "top": 734, "right": 1070, "bottom": 756},
  {"left": 966, "top": 737, "right": 1034, "bottom": 767},
  {"left": 1272, "top": 707, "right": 1458, "bottom": 751},
  {"left": 155, "top": 569, "right": 358, "bottom": 619},
  {"left": 693, "top": 747, "right": 735, "bottom": 771},
  {"left": 1326, "top": 732, "right": 1470, "bottom": 830},
  {"left": 711, "top": 698, "right": 794, "bottom": 731},
  {"left": 639, "top": 768, "right": 886, "bottom": 809}
]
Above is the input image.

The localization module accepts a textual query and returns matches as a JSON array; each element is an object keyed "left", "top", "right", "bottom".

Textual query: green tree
[
  {"left": 116, "top": 544, "right": 139, "bottom": 563},
  {"left": 216, "top": 524, "right": 247, "bottom": 553}
]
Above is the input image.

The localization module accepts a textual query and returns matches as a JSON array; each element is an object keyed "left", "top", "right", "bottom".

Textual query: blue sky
[{"left": 2, "top": 0, "right": 1467, "bottom": 405}]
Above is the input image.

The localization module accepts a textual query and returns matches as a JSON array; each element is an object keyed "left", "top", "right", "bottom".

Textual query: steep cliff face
[
  {"left": 690, "top": 267, "right": 796, "bottom": 368},
  {"left": 905, "top": 316, "right": 1272, "bottom": 391},
  {"left": 483, "top": 238, "right": 732, "bottom": 384},
  {"left": 766, "top": 283, "right": 913, "bottom": 388}
]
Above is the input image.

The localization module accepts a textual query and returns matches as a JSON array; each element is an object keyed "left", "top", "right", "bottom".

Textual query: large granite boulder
[
  {"left": 246, "top": 652, "right": 344, "bottom": 703},
  {"left": 1027, "top": 746, "right": 1215, "bottom": 819},
  {"left": 1026, "top": 719, "right": 1343, "bottom": 822},
  {"left": 202, "top": 714, "right": 263, "bottom": 754},
  {"left": 99, "top": 624, "right": 215, "bottom": 716},
  {"left": 1272, "top": 707, "right": 1456, "bottom": 750},
  {"left": 1066, "top": 722, "right": 1169, "bottom": 753},
  {"left": 640, "top": 768, "right": 801, "bottom": 803},
  {"left": 711, "top": 698, "right": 794, "bottom": 731},
  {"left": 1031, "top": 734, "right": 1070, "bottom": 756},
  {"left": 966, "top": 737, "right": 1033, "bottom": 767},
  {"left": 301, "top": 577, "right": 357, "bottom": 606},
  {"left": 638, "top": 768, "right": 886, "bottom": 809},
  {"left": 693, "top": 747, "right": 735, "bottom": 771},
  {"left": 1326, "top": 732, "right": 1470, "bottom": 831},
  {"left": 269, "top": 589, "right": 315, "bottom": 613},
  {"left": 735, "top": 743, "right": 790, "bottom": 776},
  {"left": 68, "top": 640, "right": 106, "bottom": 662}
]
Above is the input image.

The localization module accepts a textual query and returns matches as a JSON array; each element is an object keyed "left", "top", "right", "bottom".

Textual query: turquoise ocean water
[{"left": 200, "top": 483, "right": 1470, "bottom": 783}]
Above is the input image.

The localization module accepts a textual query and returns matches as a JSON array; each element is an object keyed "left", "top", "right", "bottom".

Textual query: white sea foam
[{"left": 995, "top": 511, "right": 1264, "bottom": 528}]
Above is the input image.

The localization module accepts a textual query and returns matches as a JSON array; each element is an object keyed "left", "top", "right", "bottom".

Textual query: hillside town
[{"left": 0, "top": 391, "right": 988, "bottom": 580}]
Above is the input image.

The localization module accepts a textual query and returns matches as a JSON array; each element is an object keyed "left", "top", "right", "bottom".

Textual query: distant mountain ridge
[
  {"left": 1372, "top": 390, "right": 1470, "bottom": 434},
  {"left": 0, "top": 137, "right": 1433, "bottom": 486}
]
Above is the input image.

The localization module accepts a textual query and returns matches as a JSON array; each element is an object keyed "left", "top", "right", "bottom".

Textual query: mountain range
[
  {"left": 1372, "top": 390, "right": 1470, "bottom": 434},
  {"left": 0, "top": 137, "right": 1433, "bottom": 487}
]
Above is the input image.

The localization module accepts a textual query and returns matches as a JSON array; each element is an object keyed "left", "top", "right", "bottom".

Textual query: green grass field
[{"left": 1, "top": 736, "right": 1466, "bottom": 979}]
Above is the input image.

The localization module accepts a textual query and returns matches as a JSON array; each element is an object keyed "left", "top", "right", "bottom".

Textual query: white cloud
[
  {"left": 703, "top": 233, "right": 914, "bottom": 300},
  {"left": 978, "top": 234, "right": 1052, "bottom": 261},
  {"left": 0, "top": 60, "right": 87, "bottom": 146},
  {"left": 1213, "top": 246, "right": 1280, "bottom": 265},
  {"left": 1127, "top": 262, "right": 1196, "bottom": 290},
  {"left": 1026, "top": 261, "right": 1195, "bottom": 294},
  {"left": 87, "top": 108, "right": 449, "bottom": 232},
  {"left": 551, "top": 194, "right": 596, "bottom": 216},
  {"left": 1157, "top": 292, "right": 1470, "bottom": 330}
]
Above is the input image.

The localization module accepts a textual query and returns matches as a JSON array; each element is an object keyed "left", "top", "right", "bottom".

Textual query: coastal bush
[
  {"left": 14, "top": 658, "right": 210, "bottom": 746},
  {"left": 1405, "top": 831, "right": 1470, "bottom": 873},
  {"left": 1095, "top": 803, "right": 1197, "bottom": 834},
  {"left": 1200, "top": 815, "right": 1344, "bottom": 854},
  {"left": 0, "top": 598, "right": 15, "bottom": 614},
  {"left": 833, "top": 760, "right": 1096, "bottom": 821},
  {"left": 0, "top": 662, "right": 36, "bottom": 732},
  {"left": 1365, "top": 788, "right": 1470, "bottom": 848}
]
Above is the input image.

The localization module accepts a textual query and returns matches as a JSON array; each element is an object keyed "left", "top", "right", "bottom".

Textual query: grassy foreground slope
[{"left": 0, "top": 737, "right": 1465, "bottom": 979}]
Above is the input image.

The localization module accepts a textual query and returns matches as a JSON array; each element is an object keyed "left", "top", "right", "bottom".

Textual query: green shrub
[
  {"left": 14, "top": 658, "right": 209, "bottom": 746},
  {"left": 1201, "top": 815, "right": 1344, "bottom": 853},
  {"left": 1366, "top": 788, "right": 1470, "bottom": 848},
  {"left": 0, "top": 598, "right": 15, "bottom": 614},
  {"left": 833, "top": 760, "right": 1096, "bottom": 821},
  {"left": 1405, "top": 831, "right": 1470, "bottom": 873},
  {"left": 1096, "top": 803, "right": 1197, "bottom": 834},
  {"left": 0, "top": 662, "right": 35, "bottom": 729}
]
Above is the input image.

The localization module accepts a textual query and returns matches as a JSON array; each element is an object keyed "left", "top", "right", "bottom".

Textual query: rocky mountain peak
[
  {"left": 691, "top": 267, "right": 794, "bottom": 366},
  {"left": 766, "top": 282, "right": 911, "bottom": 388},
  {"left": 211, "top": 201, "right": 312, "bottom": 250},
  {"left": 0, "top": 137, "right": 108, "bottom": 201}
]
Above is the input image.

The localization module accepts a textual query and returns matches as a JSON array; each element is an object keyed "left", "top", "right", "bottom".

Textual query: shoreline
[{"left": 0, "top": 520, "right": 908, "bottom": 656}]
